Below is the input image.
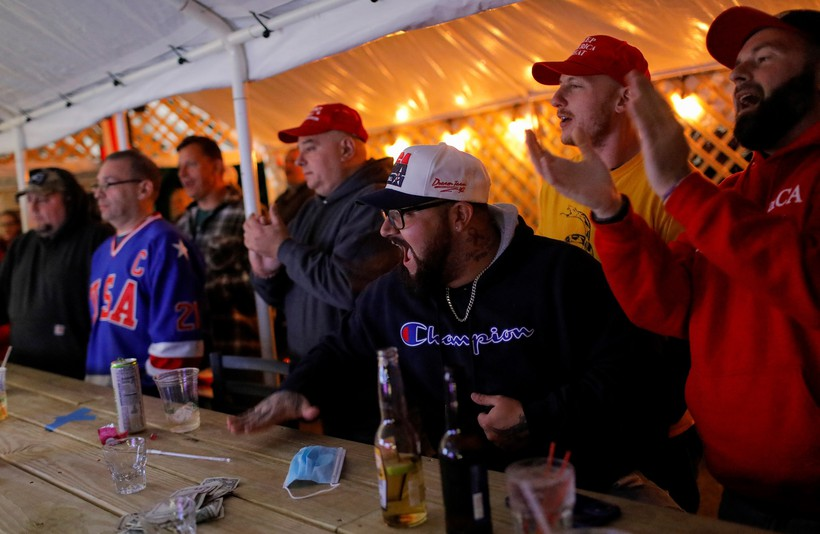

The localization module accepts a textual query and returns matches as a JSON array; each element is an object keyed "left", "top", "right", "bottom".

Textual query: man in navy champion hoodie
[{"left": 229, "top": 143, "right": 678, "bottom": 498}]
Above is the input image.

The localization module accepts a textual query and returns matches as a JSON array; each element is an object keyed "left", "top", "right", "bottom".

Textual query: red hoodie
[{"left": 594, "top": 122, "right": 820, "bottom": 515}]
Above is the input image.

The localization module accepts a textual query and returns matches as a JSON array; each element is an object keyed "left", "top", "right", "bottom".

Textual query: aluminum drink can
[{"left": 111, "top": 358, "right": 146, "bottom": 433}]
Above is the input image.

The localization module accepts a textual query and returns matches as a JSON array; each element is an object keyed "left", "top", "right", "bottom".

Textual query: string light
[
  {"left": 440, "top": 128, "right": 471, "bottom": 151},
  {"left": 384, "top": 136, "right": 412, "bottom": 160},
  {"left": 671, "top": 92, "right": 705, "bottom": 122},
  {"left": 505, "top": 114, "right": 534, "bottom": 158},
  {"left": 395, "top": 106, "right": 410, "bottom": 123}
]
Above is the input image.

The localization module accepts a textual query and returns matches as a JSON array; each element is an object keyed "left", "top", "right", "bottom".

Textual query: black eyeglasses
[
  {"left": 382, "top": 199, "right": 451, "bottom": 230},
  {"left": 91, "top": 179, "right": 143, "bottom": 194}
]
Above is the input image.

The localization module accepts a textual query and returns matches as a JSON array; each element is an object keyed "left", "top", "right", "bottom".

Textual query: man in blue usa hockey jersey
[{"left": 86, "top": 149, "right": 206, "bottom": 389}]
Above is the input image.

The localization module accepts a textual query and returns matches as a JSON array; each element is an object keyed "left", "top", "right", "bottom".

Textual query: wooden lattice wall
[
  {"left": 0, "top": 98, "right": 239, "bottom": 169},
  {"left": 2, "top": 68, "right": 748, "bottom": 227},
  {"left": 366, "top": 68, "right": 749, "bottom": 229},
  {"left": 129, "top": 98, "right": 239, "bottom": 166},
  {"left": 0, "top": 125, "right": 102, "bottom": 167}
]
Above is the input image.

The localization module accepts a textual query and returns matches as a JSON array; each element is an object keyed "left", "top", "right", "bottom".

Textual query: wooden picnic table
[{"left": 0, "top": 364, "right": 765, "bottom": 533}]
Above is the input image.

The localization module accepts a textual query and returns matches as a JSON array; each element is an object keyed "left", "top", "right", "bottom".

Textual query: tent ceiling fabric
[
  {"left": 0, "top": 0, "right": 516, "bottom": 153},
  {"left": 0, "top": 0, "right": 815, "bottom": 156},
  {"left": 184, "top": 0, "right": 815, "bottom": 149}
]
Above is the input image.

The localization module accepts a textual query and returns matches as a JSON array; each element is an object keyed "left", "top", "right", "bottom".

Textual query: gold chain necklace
[{"left": 445, "top": 263, "right": 490, "bottom": 323}]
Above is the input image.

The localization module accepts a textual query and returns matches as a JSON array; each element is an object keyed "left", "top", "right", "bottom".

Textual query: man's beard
[
  {"left": 397, "top": 226, "right": 452, "bottom": 297},
  {"left": 561, "top": 99, "right": 615, "bottom": 150},
  {"left": 35, "top": 223, "right": 57, "bottom": 238},
  {"left": 734, "top": 65, "right": 815, "bottom": 151}
]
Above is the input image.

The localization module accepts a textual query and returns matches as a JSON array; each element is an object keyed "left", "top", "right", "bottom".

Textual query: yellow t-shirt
[{"left": 536, "top": 152, "right": 682, "bottom": 259}]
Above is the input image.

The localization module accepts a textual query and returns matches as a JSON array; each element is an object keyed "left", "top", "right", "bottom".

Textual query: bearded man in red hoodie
[{"left": 526, "top": 7, "right": 820, "bottom": 532}]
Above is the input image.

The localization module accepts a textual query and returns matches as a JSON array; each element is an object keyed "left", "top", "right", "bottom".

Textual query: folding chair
[{"left": 209, "top": 352, "right": 290, "bottom": 415}]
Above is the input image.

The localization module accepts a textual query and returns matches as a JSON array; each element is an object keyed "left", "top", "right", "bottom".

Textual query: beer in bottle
[
  {"left": 438, "top": 366, "right": 492, "bottom": 533},
  {"left": 374, "top": 347, "right": 427, "bottom": 527}
]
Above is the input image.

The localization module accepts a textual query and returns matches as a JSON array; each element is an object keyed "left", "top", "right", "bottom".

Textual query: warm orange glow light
[
  {"left": 671, "top": 93, "right": 705, "bottom": 122},
  {"left": 395, "top": 106, "right": 410, "bottom": 123},
  {"left": 385, "top": 136, "right": 412, "bottom": 160},
  {"left": 440, "top": 129, "right": 471, "bottom": 151}
]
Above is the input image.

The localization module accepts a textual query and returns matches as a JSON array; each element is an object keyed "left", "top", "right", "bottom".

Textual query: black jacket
[
  {"left": 252, "top": 157, "right": 399, "bottom": 361},
  {"left": 0, "top": 218, "right": 112, "bottom": 379}
]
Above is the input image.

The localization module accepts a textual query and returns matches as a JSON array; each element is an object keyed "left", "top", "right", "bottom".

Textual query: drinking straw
[
  {"left": 542, "top": 446, "right": 572, "bottom": 524},
  {"left": 518, "top": 479, "right": 552, "bottom": 534},
  {"left": 147, "top": 449, "right": 232, "bottom": 462},
  {"left": 558, "top": 450, "right": 571, "bottom": 476},
  {"left": 1, "top": 346, "right": 11, "bottom": 368}
]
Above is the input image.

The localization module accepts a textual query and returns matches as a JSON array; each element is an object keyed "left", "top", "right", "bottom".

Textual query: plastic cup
[
  {"left": 103, "top": 436, "right": 147, "bottom": 494},
  {"left": 0, "top": 367, "right": 7, "bottom": 420},
  {"left": 153, "top": 368, "right": 200, "bottom": 433},
  {"left": 506, "top": 457, "right": 576, "bottom": 533},
  {"left": 142, "top": 495, "right": 197, "bottom": 533}
]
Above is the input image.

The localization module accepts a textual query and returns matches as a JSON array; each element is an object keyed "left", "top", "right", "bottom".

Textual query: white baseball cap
[{"left": 361, "top": 143, "right": 490, "bottom": 210}]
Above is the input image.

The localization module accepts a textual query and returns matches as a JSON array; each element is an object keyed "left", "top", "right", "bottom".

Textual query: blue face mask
[{"left": 283, "top": 446, "right": 346, "bottom": 499}]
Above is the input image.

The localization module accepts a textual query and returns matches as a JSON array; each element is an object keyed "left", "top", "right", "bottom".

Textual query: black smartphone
[{"left": 573, "top": 492, "right": 622, "bottom": 527}]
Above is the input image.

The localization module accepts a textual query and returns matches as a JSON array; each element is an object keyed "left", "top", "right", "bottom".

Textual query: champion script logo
[{"left": 400, "top": 322, "right": 535, "bottom": 355}]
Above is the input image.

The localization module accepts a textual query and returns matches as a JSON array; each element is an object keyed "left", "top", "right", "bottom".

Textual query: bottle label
[
  {"left": 375, "top": 447, "right": 388, "bottom": 509},
  {"left": 472, "top": 491, "right": 485, "bottom": 520},
  {"left": 471, "top": 464, "right": 487, "bottom": 520}
]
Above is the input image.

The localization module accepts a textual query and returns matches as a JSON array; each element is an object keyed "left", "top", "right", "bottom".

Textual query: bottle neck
[
  {"left": 443, "top": 367, "right": 460, "bottom": 434},
  {"left": 377, "top": 348, "right": 409, "bottom": 422}
]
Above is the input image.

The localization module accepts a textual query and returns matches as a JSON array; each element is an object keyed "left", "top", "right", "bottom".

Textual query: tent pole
[
  {"left": 230, "top": 53, "right": 276, "bottom": 362},
  {"left": 14, "top": 126, "right": 29, "bottom": 232},
  {"left": 171, "top": 0, "right": 274, "bottom": 360}
]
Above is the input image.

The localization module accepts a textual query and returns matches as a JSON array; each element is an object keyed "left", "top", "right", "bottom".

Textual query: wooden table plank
[
  {"left": 0, "top": 416, "right": 331, "bottom": 533},
  {"left": 0, "top": 457, "right": 119, "bottom": 534},
  {"left": 1, "top": 379, "right": 399, "bottom": 531},
  {"left": 2, "top": 366, "right": 769, "bottom": 534},
  {"left": 4, "top": 363, "right": 107, "bottom": 405}
]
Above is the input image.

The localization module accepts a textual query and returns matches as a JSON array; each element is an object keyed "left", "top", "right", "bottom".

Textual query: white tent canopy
[
  {"left": 0, "top": 0, "right": 812, "bottom": 357},
  {"left": 1, "top": 0, "right": 812, "bottom": 157},
  {"left": 0, "top": 0, "right": 521, "bottom": 153}
]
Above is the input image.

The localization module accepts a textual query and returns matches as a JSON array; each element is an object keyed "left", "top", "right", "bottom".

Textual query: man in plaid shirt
[{"left": 176, "top": 136, "right": 260, "bottom": 357}]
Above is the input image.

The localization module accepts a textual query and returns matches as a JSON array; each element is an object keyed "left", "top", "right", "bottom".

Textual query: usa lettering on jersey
[{"left": 89, "top": 246, "right": 200, "bottom": 332}]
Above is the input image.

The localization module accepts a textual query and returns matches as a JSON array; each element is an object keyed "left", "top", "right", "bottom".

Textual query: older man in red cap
[
  {"left": 527, "top": 7, "right": 820, "bottom": 531},
  {"left": 244, "top": 104, "right": 398, "bottom": 376}
]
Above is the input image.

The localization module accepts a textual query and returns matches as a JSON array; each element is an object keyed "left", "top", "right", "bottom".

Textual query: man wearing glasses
[
  {"left": 0, "top": 168, "right": 112, "bottom": 379},
  {"left": 244, "top": 103, "right": 398, "bottom": 375},
  {"left": 86, "top": 149, "right": 206, "bottom": 390},
  {"left": 230, "top": 144, "right": 676, "bottom": 502}
]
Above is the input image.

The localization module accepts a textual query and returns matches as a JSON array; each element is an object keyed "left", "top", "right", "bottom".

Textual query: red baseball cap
[
  {"left": 532, "top": 35, "right": 650, "bottom": 86},
  {"left": 278, "top": 103, "right": 369, "bottom": 143},
  {"left": 706, "top": 7, "right": 820, "bottom": 69}
]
